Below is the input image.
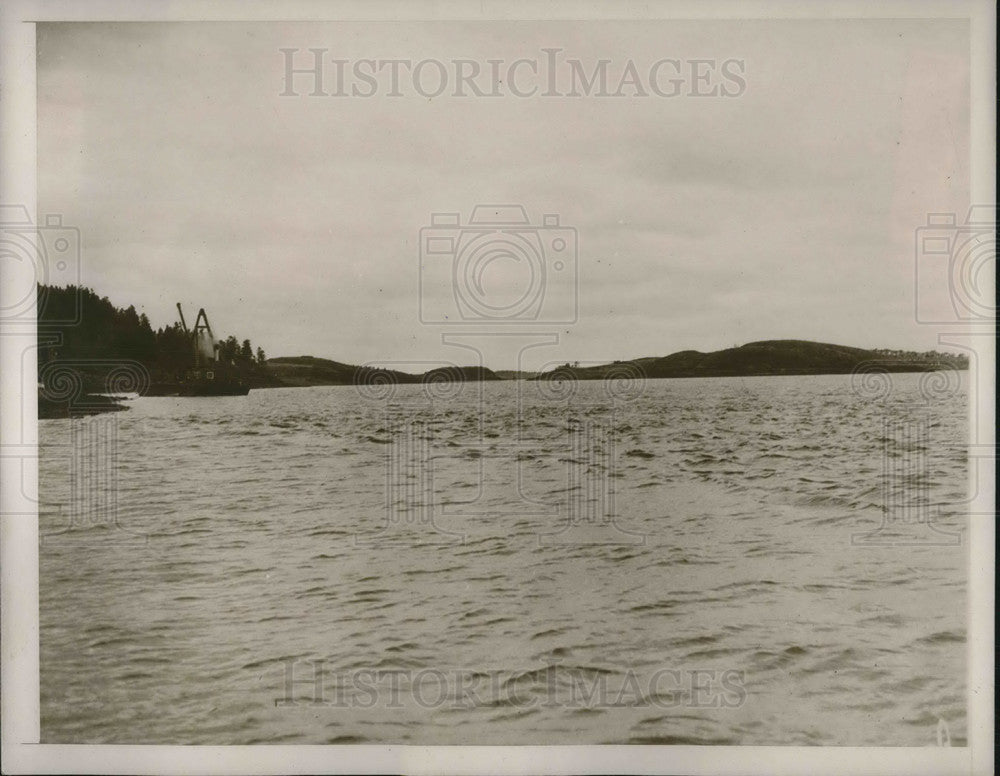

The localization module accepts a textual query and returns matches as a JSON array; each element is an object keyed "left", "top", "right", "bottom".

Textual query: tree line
[
  {"left": 870, "top": 348, "right": 968, "bottom": 369},
  {"left": 37, "top": 285, "right": 269, "bottom": 382}
]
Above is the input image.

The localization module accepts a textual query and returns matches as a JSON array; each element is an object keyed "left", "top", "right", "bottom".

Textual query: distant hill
[
  {"left": 266, "top": 356, "right": 500, "bottom": 387},
  {"left": 269, "top": 341, "right": 966, "bottom": 388},
  {"left": 537, "top": 340, "right": 968, "bottom": 381}
]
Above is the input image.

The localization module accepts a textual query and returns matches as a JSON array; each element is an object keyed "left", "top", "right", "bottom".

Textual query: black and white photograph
[{"left": 0, "top": 1, "right": 994, "bottom": 774}]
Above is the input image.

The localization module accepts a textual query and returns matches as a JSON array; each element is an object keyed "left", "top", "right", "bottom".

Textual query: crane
[{"left": 176, "top": 303, "right": 217, "bottom": 366}]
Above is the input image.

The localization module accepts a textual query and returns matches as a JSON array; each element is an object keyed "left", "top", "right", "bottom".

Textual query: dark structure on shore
[{"left": 164, "top": 303, "right": 250, "bottom": 396}]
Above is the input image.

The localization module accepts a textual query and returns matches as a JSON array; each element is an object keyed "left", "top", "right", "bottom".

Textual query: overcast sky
[{"left": 38, "top": 20, "right": 970, "bottom": 371}]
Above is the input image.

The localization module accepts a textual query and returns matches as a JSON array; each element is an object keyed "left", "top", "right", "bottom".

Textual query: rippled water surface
[{"left": 40, "top": 374, "right": 968, "bottom": 745}]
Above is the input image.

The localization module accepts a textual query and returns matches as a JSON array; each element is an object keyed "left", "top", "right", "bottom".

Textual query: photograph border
[{"left": 1, "top": 1, "right": 994, "bottom": 773}]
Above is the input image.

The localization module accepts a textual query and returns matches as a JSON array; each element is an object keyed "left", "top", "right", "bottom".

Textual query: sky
[{"left": 37, "top": 20, "right": 971, "bottom": 371}]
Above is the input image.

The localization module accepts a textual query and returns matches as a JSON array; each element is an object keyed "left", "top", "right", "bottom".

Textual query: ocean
[{"left": 39, "top": 373, "right": 968, "bottom": 745}]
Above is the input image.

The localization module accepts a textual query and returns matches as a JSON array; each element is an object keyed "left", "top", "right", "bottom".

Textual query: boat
[{"left": 161, "top": 304, "right": 251, "bottom": 396}]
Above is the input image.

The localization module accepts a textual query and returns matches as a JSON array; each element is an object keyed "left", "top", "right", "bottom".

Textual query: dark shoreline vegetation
[
  {"left": 37, "top": 284, "right": 968, "bottom": 418},
  {"left": 37, "top": 285, "right": 275, "bottom": 417}
]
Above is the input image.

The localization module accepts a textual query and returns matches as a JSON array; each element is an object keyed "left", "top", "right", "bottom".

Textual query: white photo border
[{"left": 1, "top": 1, "right": 994, "bottom": 774}]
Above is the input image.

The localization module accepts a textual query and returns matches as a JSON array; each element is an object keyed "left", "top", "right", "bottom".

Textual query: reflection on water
[{"left": 40, "top": 374, "right": 967, "bottom": 745}]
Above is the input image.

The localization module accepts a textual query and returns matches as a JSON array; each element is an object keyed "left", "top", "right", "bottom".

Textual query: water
[{"left": 39, "top": 374, "right": 968, "bottom": 745}]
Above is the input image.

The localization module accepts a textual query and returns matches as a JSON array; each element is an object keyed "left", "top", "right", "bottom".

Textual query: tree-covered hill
[
  {"left": 37, "top": 284, "right": 274, "bottom": 391},
  {"left": 539, "top": 340, "right": 968, "bottom": 381},
  {"left": 266, "top": 355, "right": 499, "bottom": 387}
]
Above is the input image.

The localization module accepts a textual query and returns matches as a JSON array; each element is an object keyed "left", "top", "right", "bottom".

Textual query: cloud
[{"left": 37, "top": 20, "right": 970, "bottom": 365}]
